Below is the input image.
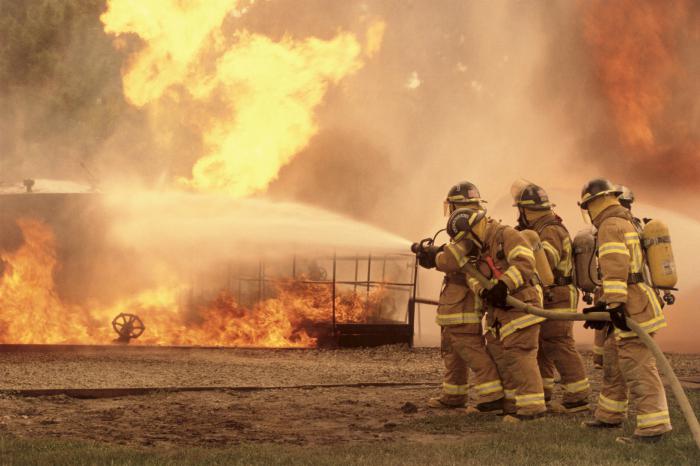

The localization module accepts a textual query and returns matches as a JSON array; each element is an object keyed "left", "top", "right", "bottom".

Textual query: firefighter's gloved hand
[
  {"left": 417, "top": 245, "right": 442, "bottom": 269},
  {"left": 607, "top": 304, "right": 630, "bottom": 331},
  {"left": 582, "top": 302, "right": 607, "bottom": 330},
  {"left": 481, "top": 280, "right": 509, "bottom": 308}
]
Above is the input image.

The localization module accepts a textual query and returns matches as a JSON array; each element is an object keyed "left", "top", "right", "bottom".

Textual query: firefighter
[
  {"left": 418, "top": 182, "right": 504, "bottom": 412},
  {"left": 578, "top": 179, "right": 671, "bottom": 444},
  {"left": 592, "top": 186, "right": 637, "bottom": 369},
  {"left": 511, "top": 181, "right": 590, "bottom": 413},
  {"left": 446, "top": 206, "right": 547, "bottom": 421}
]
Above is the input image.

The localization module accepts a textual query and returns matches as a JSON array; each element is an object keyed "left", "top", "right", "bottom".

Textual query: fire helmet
[
  {"left": 447, "top": 207, "right": 487, "bottom": 241},
  {"left": 578, "top": 178, "right": 622, "bottom": 209},
  {"left": 618, "top": 185, "right": 635, "bottom": 209},
  {"left": 444, "top": 181, "right": 484, "bottom": 216},
  {"left": 511, "top": 181, "right": 554, "bottom": 211}
]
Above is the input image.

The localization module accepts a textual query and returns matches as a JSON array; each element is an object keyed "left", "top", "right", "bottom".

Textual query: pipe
[{"left": 462, "top": 262, "right": 700, "bottom": 450}]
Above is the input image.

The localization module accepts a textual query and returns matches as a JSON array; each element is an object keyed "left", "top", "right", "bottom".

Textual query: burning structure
[{"left": 0, "top": 180, "right": 416, "bottom": 348}]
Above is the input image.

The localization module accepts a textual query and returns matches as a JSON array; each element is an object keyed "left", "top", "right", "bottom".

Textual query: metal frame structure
[{"left": 223, "top": 253, "right": 419, "bottom": 347}]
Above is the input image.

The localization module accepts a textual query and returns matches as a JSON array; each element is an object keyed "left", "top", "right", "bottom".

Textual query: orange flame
[
  {"left": 0, "top": 219, "right": 394, "bottom": 347},
  {"left": 0, "top": 218, "right": 109, "bottom": 343},
  {"left": 581, "top": 0, "right": 700, "bottom": 184}
]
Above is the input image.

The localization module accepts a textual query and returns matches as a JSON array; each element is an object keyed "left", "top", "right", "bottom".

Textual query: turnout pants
[
  {"left": 440, "top": 326, "right": 504, "bottom": 406},
  {"left": 537, "top": 320, "right": 590, "bottom": 404},
  {"left": 486, "top": 331, "right": 516, "bottom": 414},
  {"left": 488, "top": 326, "right": 545, "bottom": 416},
  {"left": 595, "top": 329, "right": 672, "bottom": 436}
]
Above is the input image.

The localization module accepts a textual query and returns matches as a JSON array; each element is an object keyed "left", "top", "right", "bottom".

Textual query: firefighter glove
[
  {"left": 607, "top": 304, "right": 630, "bottom": 331},
  {"left": 481, "top": 280, "right": 509, "bottom": 308},
  {"left": 582, "top": 302, "right": 607, "bottom": 330},
  {"left": 418, "top": 245, "right": 442, "bottom": 269}
]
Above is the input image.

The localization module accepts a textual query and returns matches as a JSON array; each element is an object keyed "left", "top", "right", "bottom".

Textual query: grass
[{"left": 1, "top": 394, "right": 699, "bottom": 465}]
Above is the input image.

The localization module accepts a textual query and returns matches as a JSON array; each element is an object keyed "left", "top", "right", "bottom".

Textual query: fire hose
[{"left": 459, "top": 262, "right": 700, "bottom": 450}]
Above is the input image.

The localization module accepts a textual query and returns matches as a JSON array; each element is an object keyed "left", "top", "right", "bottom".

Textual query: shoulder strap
[{"left": 495, "top": 225, "right": 508, "bottom": 261}]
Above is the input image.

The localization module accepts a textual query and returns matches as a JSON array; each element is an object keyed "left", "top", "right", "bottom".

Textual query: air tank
[
  {"left": 573, "top": 227, "right": 598, "bottom": 293},
  {"left": 521, "top": 229, "right": 554, "bottom": 287},
  {"left": 642, "top": 219, "right": 678, "bottom": 289}
]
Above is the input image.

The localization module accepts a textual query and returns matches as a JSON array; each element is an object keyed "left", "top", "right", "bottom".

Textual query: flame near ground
[{"left": 0, "top": 218, "right": 394, "bottom": 347}]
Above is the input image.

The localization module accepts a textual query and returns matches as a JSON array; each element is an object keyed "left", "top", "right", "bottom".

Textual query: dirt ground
[{"left": 0, "top": 345, "right": 697, "bottom": 448}]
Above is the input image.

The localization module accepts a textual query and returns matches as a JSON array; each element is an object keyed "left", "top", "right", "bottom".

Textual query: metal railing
[{"left": 219, "top": 253, "right": 419, "bottom": 342}]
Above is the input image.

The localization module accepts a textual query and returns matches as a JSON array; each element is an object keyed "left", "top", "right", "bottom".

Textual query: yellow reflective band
[
  {"left": 639, "top": 283, "right": 663, "bottom": 317},
  {"left": 598, "top": 394, "right": 628, "bottom": 413},
  {"left": 499, "top": 314, "right": 546, "bottom": 340},
  {"left": 615, "top": 314, "right": 667, "bottom": 339},
  {"left": 442, "top": 382, "right": 468, "bottom": 395},
  {"left": 542, "top": 378, "right": 555, "bottom": 389},
  {"left": 515, "top": 393, "right": 545, "bottom": 407},
  {"left": 504, "top": 266, "right": 524, "bottom": 288},
  {"left": 507, "top": 245, "right": 535, "bottom": 263},
  {"left": 568, "top": 284, "right": 578, "bottom": 309},
  {"left": 564, "top": 378, "right": 590, "bottom": 394},
  {"left": 435, "top": 312, "right": 482, "bottom": 326},
  {"left": 602, "top": 280, "right": 627, "bottom": 295},
  {"left": 542, "top": 241, "right": 560, "bottom": 265},
  {"left": 445, "top": 243, "right": 469, "bottom": 267},
  {"left": 475, "top": 380, "right": 504, "bottom": 395},
  {"left": 593, "top": 345, "right": 604, "bottom": 356},
  {"left": 515, "top": 393, "right": 545, "bottom": 401},
  {"left": 624, "top": 232, "right": 639, "bottom": 242},
  {"left": 535, "top": 284, "right": 544, "bottom": 307},
  {"left": 637, "top": 410, "right": 671, "bottom": 428},
  {"left": 599, "top": 242, "right": 630, "bottom": 258},
  {"left": 560, "top": 237, "right": 573, "bottom": 275},
  {"left": 504, "top": 389, "right": 516, "bottom": 400},
  {"left": 467, "top": 277, "right": 483, "bottom": 295}
]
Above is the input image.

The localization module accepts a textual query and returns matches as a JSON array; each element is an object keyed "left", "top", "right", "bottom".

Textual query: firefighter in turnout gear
[
  {"left": 578, "top": 179, "right": 671, "bottom": 443},
  {"left": 511, "top": 181, "right": 590, "bottom": 413},
  {"left": 446, "top": 206, "right": 547, "bottom": 420},
  {"left": 592, "top": 186, "right": 638, "bottom": 369},
  {"left": 419, "top": 182, "right": 504, "bottom": 411}
]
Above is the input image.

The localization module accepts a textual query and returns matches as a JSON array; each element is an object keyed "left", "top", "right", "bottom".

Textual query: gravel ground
[
  {"left": 0, "top": 345, "right": 443, "bottom": 389},
  {"left": 0, "top": 345, "right": 697, "bottom": 448}
]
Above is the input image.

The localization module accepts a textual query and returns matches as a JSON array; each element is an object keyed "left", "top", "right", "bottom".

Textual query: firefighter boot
[
  {"left": 581, "top": 419, "right": 621, "bottom": 429},
  {"left": 427, "top": 397, "right": 465, "bottom": 409}
]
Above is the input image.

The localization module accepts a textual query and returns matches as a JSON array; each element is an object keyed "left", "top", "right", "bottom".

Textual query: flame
[
  {"left": 365, "top": 19, "right": 386, "bottom": 58},
  {"left": 0, "top": 219, "right": 394, "bottom": 347},
  {"left": 0, "top": 218, "right": 109, "bottom": 344},
  {"left": 580, "top": 0, "right": 700, "bottom": 183},
  {"left": 101, "top": 1, "right": 381, "bottom": 197}
]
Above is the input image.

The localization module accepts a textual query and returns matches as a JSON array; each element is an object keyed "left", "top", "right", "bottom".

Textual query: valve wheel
[{"left": 112, "top": 313, "right": 145, "bottom": 341}]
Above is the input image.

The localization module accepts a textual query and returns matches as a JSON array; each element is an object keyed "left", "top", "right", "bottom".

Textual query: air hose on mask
[{"left": 462, "top": 262, "right": 700, "bottom": 450}]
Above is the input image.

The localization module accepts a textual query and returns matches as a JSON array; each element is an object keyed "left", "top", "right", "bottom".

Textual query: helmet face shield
[
  {"left": 444, "top": 200, "right": 482, "bottom": 217},
  {"left": 580, "top": 207, "right": 592, "bottom": 225},
  {"left": 510, "top": 178, "right": 534, "bottom": 203}
]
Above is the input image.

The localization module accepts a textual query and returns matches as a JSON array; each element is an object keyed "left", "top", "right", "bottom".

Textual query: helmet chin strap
[{"left": 517, "top": 207, "right": 529, "bottom": 230}]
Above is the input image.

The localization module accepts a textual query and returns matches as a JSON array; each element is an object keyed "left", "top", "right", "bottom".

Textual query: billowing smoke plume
[
  {"left": 1, "top": 1, "right": 699, "bottom": 349},
  {"left": 578, "top": 0, "right": 700, "bottom": 188}
]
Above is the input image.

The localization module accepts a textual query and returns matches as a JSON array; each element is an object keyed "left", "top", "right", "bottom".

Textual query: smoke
[
  {"left": 1, "top": 1, "right": 699, "bottom": 349},
  {"left": 582, "top": 0, "right": 700, "bottom": 184}
]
